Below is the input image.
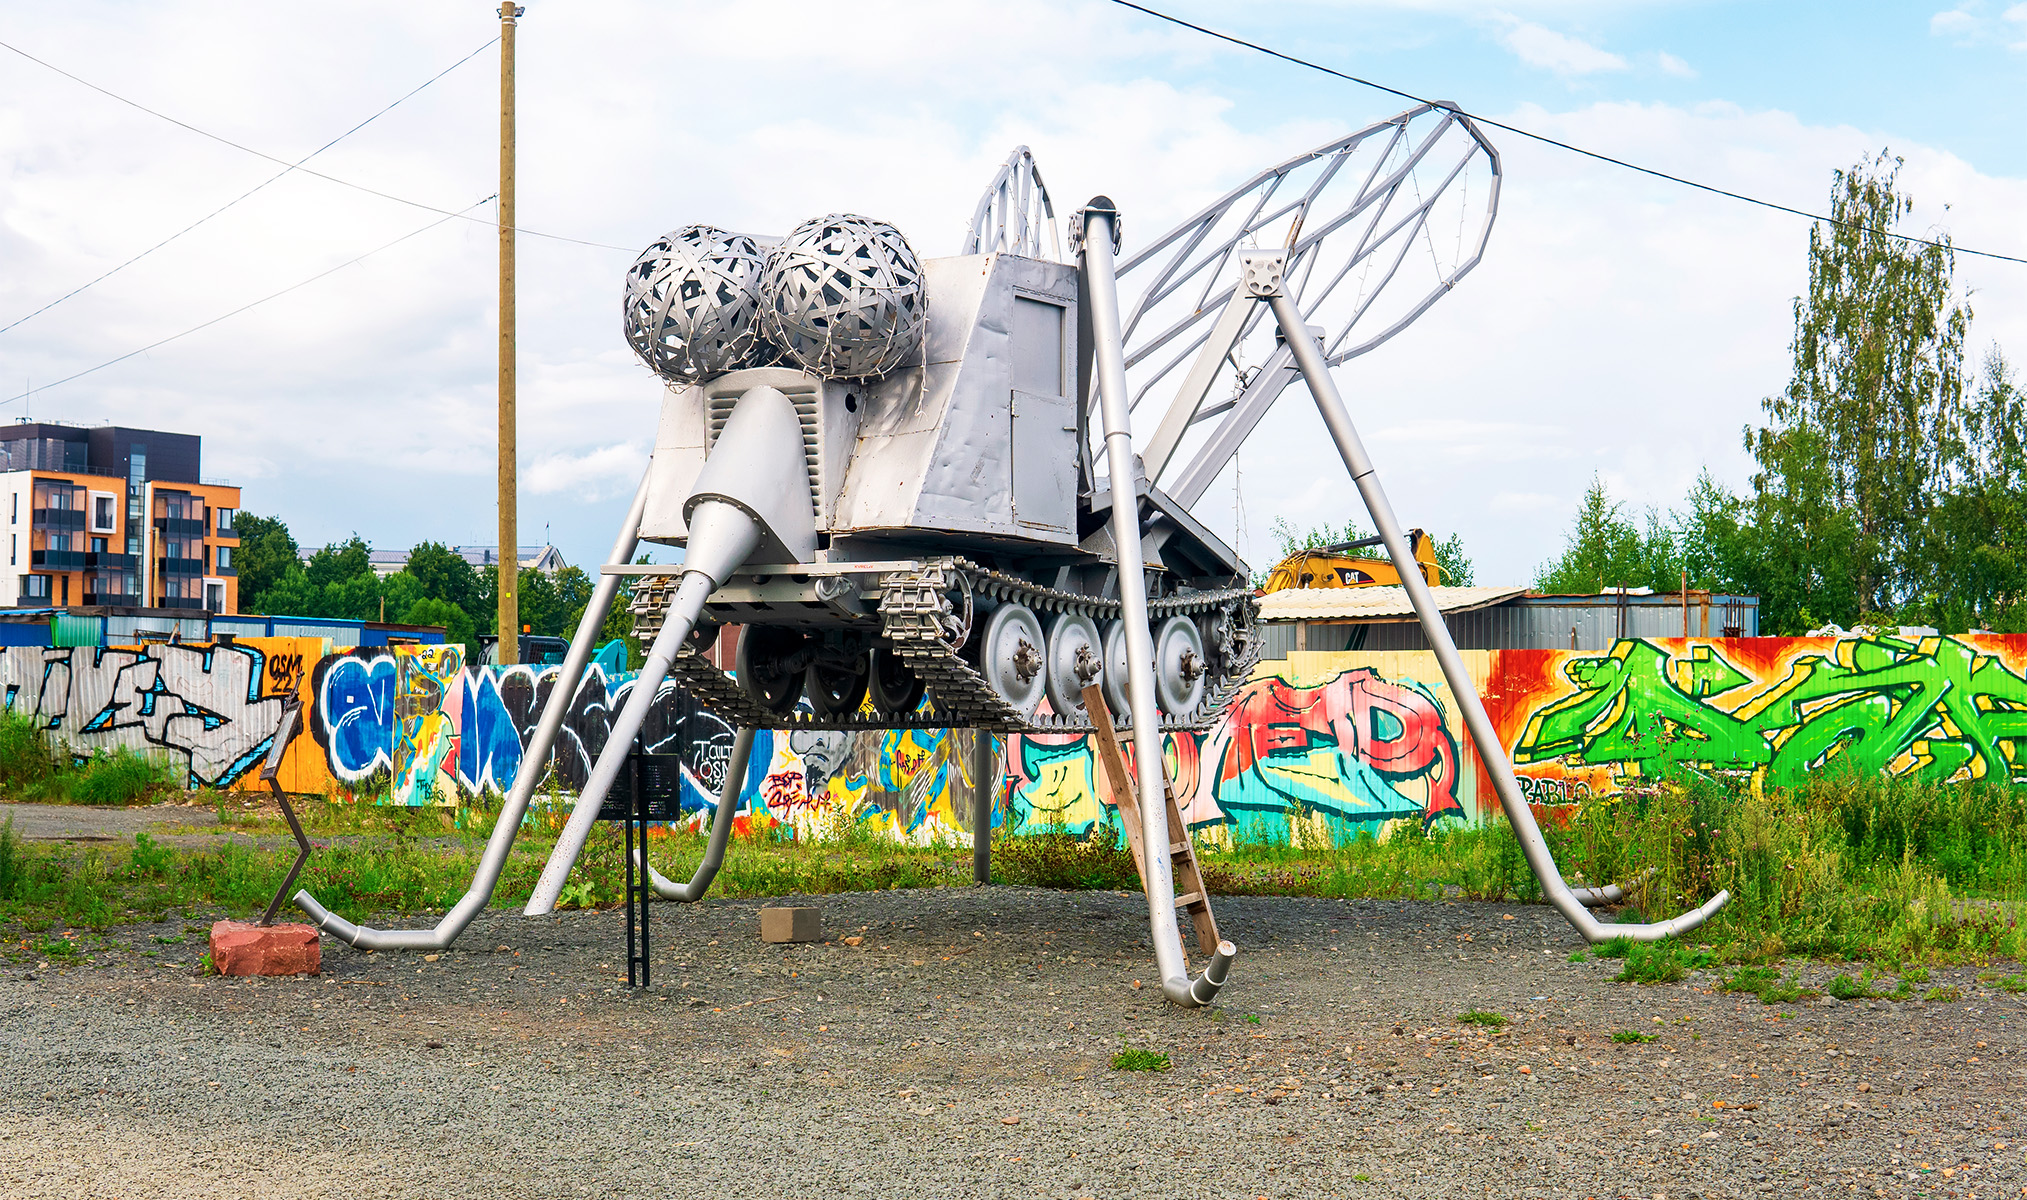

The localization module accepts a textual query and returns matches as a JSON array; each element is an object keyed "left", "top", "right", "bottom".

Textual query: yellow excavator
[{"left": 1259, "top": 527, "right": 1442, "bottom": 591}]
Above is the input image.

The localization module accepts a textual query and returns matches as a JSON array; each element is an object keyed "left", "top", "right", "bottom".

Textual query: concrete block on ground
[
  {"left": 209, "top": 921, "right": 320, "bottom": 976},
  {"left": 759, "top": 906, "right": 820, "bottom": 944}
]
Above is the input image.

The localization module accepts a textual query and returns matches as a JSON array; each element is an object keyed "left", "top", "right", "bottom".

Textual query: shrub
[
  {"left": 67, "top": 748, "right": 176, "bottom": 806},
  {"left": 1456, "top": 1010, "right": 1508, "bottom": 1028},
  {"left": 1610, "top": 1030, "right": 1656, "bottom": 1044},
  {"left": 993, "top": 828, "right": 1140, "bottom": 890}
]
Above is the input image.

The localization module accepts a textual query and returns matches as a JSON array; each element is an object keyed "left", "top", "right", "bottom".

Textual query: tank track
[{"left": 644, "top": 557, "right": 1259, "bottom": 733}]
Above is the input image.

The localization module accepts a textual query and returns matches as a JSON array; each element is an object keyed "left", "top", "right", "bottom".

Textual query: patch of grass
[
  {"left": 1568, "top": 950, "right": 1588, "bottom": 962},
  {"left": 1243, "top": 1013, "right": 1262, "bottom": 1025},
  {"left": 1594, "top": 936, "right": 1634, "bottom": 959},
  {"left": 1718, "top": 964, "right": 1816, "bottom": 1004},
  {"left": 1455, "top": 1010, "right": 1508, "bottom": 1028},
  {"left": 129, "top": 833, "right": 173, "bottom": 876},
  {"left": 1977, "top": 970, "right": 2027, "bottom": 994},
  {"left": 1110, "top": 1048, "right": 1171, "bottom": 1072},
  {"left": 1610, "top": 1030, "right": 1656, "bottom": 1044},
  {"left": 0, "top": 713, "right": 178, "bottom": 805},
  {"left": 1826, "top": 972, "right": 1877, "bottom": 1001},
  {"left": 1612, "top": 938, "right": 1711, "bottom": 984},
  {"left": 1720, "top": 965, "right": 1783, "bottom": 995},
  {"left": 1924, "top": 984, "right": 1964, "bottom": 1003}
]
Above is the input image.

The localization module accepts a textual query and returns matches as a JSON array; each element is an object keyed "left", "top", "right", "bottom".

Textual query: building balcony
[
  {"left": 31, "top": 508, "right": 86, "bottom": 533},
  {"left": 152, "top": 517, "right": 206, "bottom": 538},
  {"left": 156, "top": 597, "right": 204, "bottom": 611},
  {"left": 212, "top": 564, "right": 236, "bottom": 578},
  {"left": 156, "top": 556, "right": 205, "bottom": 576},
  {"left": 83, "top": 593, "right": 140, "bottom": 607},
  {"left": 84, "top": 552, "right": 138, "bottom": 570},
  {"left": 30, "top": 550, "right": 87, "bottom": 570}
]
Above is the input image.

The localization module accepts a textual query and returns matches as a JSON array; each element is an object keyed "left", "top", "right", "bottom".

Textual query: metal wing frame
[{"left": 1108, "top": 103, "right": 1502, "bottom": 505}]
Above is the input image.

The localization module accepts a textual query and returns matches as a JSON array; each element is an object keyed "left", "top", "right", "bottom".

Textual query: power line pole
[{"left": 496, "top": 2, "right": 523, "bottom": 664}]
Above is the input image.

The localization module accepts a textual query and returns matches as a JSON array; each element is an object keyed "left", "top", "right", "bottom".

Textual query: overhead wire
[
  {"left": 0, "top": 36, "right": 630, "bottom": 253},
  {"left": 1106, "top": 0, "right": 2027, "bottom": 267},
  {"left": 0, "top": 196, "right": 496, "bottom": 408},
  {"left": 0, "top": 37, "right": 501, "bottom": 337}
]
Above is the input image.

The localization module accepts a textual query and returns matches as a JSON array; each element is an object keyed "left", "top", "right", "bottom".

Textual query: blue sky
[{"left": 0, "top": 1, "right": 2022, "bottom": 587}]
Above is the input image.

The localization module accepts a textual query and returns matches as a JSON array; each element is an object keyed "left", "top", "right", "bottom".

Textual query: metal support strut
[
  {"left": 1248, "top": 252, "right": 1728, "bottom": 943},
  {"left": 293, "top": 465, "right": 656, "bottom": 950},
  {"left": 1080, "top": 199, "right": 1238, "bottom": 1006},
  {"left": 635, "top": 727, "right": 755, "bottom": 902}
]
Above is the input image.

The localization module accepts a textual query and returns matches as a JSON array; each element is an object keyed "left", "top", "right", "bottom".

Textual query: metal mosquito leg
[
  {"left": 1250, "top": 251, "right": 1728, "bottom": 944},
  {"left": 294, "top": 466, "right": 654, "bottom": 950}
]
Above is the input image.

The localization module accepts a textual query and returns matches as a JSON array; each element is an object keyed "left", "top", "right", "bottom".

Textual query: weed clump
[
  {"left": 1455, "top": 1010, "right": 1508, "bottom": 1028},
  {"left": 1110, "top": 1047, "right": 1171, "bottom": 1072},
  {"left": 1610, "top": 1030, "right": 1656, "bottom": 1044},
  {"left": 1612, "top": 938, "right": 1711, "bottom": 984}
]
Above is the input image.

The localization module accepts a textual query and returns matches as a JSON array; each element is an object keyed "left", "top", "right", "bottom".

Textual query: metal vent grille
[{"left": 704, "top": 382, "right": 823, "bottom": 515}]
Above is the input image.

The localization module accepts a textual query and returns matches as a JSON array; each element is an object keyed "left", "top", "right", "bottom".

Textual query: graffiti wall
[
  {"left": 8, "top": 630, "right": 2025, "bottom": 846},
  {"left": 1492, "top": 632, "right": 2027, "bottom": 801},
  {"left": 1003, "top": 650, "right": 1483, "bottom": 847}
]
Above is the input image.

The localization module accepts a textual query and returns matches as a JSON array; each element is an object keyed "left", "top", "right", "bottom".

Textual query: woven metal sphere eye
[
  {"left": 621, "top": 224, "right": 769, "bottom": 384},
  {"left": 758, "top": 214, "right": 926, "bottom": 379}
]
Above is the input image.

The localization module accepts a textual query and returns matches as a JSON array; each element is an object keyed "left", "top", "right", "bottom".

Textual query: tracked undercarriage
[{"left": 632, "top": 557, "right": 1260, "bottom": 732}]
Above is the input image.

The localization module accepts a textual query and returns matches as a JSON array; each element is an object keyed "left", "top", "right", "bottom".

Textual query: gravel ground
[{"left": 3, "top": 886, "right": 2023, "bottom": 1199}]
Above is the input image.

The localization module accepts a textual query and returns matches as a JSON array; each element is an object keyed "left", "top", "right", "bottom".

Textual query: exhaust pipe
[{"left": 524, "top": 386, "right": 817, "bottom": 917}]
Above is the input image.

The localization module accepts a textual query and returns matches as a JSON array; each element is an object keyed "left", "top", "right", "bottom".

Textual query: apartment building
[{"left": 1, "top": 422, "right": 241, "bottom": 612}]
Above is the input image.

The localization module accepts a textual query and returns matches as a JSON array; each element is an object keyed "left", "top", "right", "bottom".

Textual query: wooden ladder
[{"left": 1081, "top": 682, "right": 1221, "bottom": 960}]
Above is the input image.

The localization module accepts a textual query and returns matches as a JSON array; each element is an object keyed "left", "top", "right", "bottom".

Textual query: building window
[
  {"left": 216, "top": 507, "right": 236, "bottom": 535},
  {"left": 216, "top": 544, "right": 232, "bottom": 569},
  {"left": 9, "top": 492, "right": 15, "bottom": 523},
  {"left": 50, "top": 533, "right": 70, "bottom": 552},
  {"left": 22, "top": 575, "right": 49, "bottom": 600},
  {"left": 90, "top": 492, "right": 116, "bottom": 533},
  {"left": 204, "top": 580, "right": 226, "bottom": 613},
  {"left": 8, "top": 533, "right": 14, "bottom": 566},
  {"left": 91, "top": 536, "right": 107, "bottom": 554}
]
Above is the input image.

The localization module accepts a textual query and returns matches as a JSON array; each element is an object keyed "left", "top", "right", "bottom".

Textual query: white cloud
[
  {"left": 1930, "top": 1, "right": 2027, "bottom": 45},
  {"left": 1655, "top": 51, "right": 1697, "bottom": 79},
  {"left": 1931, "top": 6, "right": 1980, "bottom": 39},
  {"left": 1496, "top": 19, "right": 1627, "bottom": 75},
  {"left": 527, "top": 443, "right": 649, "bottom": 499},
  {"left": 0, "top": 1, "right": 2021, "bottom": 587}
]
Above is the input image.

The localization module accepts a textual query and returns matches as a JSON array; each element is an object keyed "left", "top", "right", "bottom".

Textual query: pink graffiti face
[{"left": 1212, "top": 669, "right": 1463, "bottom": 827}]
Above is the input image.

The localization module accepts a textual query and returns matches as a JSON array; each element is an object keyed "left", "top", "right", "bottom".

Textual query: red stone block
[{"left": 209, "top": 921, "right": 321, "bottom": 977}]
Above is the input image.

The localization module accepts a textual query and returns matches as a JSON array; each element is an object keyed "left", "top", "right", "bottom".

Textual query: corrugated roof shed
[{"left": 1256, "top": 585, "right": 1528, "bottom": 622}]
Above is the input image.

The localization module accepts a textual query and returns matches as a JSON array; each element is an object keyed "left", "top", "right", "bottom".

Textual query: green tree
[
  {"left": 401, "top": 596, "right": 475, "bottom": 650},
  {"left": 1671, "top": 469, "right": 1752, "bottom": 594},
  {"left": 404, "top": 542, "right": 482, "bottom": 612},
  {"left": 231, "top": 513, "right": 299, "bottom": 611},
  {"left": 304, "top": 535, "right": 373, "bottom": 589},
  {"left": 1432, "top": 532, "right": 1474, "bottom": 586},
  {"left": 1745, "top": 151, "right": 1972, "bottom": 628},
  {"left": 1535, "top": 475, "right": 1643, "bottom": 593},
  {"left": 1923, "top": 351, "right": 2027, "bottom": 631}
]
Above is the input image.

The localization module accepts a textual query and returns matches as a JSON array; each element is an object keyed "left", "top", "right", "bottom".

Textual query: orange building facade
[{"left": 2, "top": 423, "right": 241, "bottom": 613}]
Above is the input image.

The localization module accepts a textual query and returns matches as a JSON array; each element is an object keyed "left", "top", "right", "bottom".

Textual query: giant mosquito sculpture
[{"left": 297, "top": 103, "right": 1728, "bottom": 1005}]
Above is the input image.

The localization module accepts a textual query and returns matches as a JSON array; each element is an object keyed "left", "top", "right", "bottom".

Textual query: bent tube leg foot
[{"left": 637, "top": 727, "right": 755, "bottom": 903}]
